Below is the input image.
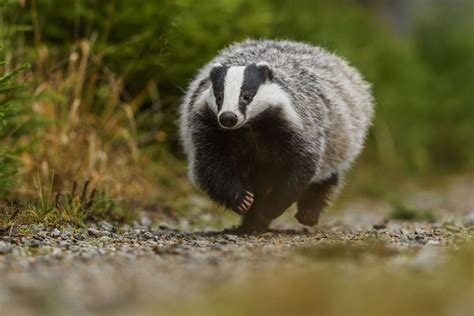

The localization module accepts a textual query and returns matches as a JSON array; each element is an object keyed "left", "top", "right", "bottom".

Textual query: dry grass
[
  {"left": 17, "top": 40, "right": 146, "bottom": 198},
  {"left": 0, "top": 37, "right": 193, "bottom": 226}
]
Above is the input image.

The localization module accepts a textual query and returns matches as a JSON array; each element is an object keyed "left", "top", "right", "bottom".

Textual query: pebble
[
  {"left": 99, "top": 236, "right": 112, "bottom": 242},
  {"left": 88, "top": 228, "right": 102, "bottom": 237},
  {"left": 75, "top": 233, "right": 86, "bottom": 240},
  {"left": 125, "top": 230, "right": 141, "bottom": 239},
  {"left": 0, "top": 241, "right": 12, "bottom": 254},
  {"left": 142, "top": 231, "right": 154, "bottom": 240},
  {"left": 445, "top": 225, "right": 460, "bottom": 232},
  {"left": 58, "top": 240, "right": 70, "bottom": 248},
  {"left": 158, "top": 224, "right": 176, "bottom": 231},
  {"left": 373, "top": 223, "right": 387, "bottom": 230},
  {"left": 50, "top": 248, "right": 63, "bottom": 259},
  {"left": 223, "top": 235, "right": 238, "bottom": 242},
  {"left": 462, "top": 212, "right": 474, "bottom": 227},
  {"left": 99, "top": 221, "right": 115, "bottom": 232},
  {"left": 50, "top": 228, "right": 61, "bottom": 238},
  {"left": 28, "top": 240, "right": 41, "bottom": 248},
  {"left": 140, "top": 217, "right": 152, "bottom": 227}
]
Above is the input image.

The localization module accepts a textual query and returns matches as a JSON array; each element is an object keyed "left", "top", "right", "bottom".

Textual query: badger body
[{"left": 180, "top": 39, "right": 374, "bottom": 232}]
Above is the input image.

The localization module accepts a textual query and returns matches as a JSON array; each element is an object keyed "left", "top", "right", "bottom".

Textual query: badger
[{"left": 179, "top": 39, "right": 374, "bottom": 233}]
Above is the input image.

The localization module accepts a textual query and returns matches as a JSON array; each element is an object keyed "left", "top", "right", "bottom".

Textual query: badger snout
[{"left": 218, "top": 111, "right": 239, "bottom": 128}]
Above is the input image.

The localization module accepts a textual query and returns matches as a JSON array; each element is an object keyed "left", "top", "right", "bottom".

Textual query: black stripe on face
[
  {"left": 210, "top": 65, "right": 228, "bottom": 111},
  {"left": 239, "top": 63, "right": 272, "bottom": 114}
]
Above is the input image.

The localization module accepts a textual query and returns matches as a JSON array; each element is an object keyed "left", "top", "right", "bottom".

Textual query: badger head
[{"left": 206, "top": 62, "right": 301, "bottom": 130}]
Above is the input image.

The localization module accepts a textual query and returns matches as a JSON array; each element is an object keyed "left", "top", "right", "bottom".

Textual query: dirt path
[{"left": 1, "top": 179, "right": 473, "bottom": 316}]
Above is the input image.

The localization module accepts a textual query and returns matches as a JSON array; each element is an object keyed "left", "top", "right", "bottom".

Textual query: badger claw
[{"left": 233, "top": 191, "right": 254, "bottom": 214}]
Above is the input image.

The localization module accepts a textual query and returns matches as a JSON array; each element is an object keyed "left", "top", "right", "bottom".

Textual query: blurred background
[{"left": 0, "top": 0, "right": 473, "bottom": 224}]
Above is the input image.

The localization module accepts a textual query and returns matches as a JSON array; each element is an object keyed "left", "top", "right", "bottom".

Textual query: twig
[
  {"left": 8, "top": 224, "right": 14, "bottom": 242},
  {"left": 80, "top": 180, "right": 90, "bottom": 203},
  {"left": 71, "top": 181, "right": 77, "bottom": 198},
  {"left": 54, "top": 192, "right": 61, "bottom": 209}
]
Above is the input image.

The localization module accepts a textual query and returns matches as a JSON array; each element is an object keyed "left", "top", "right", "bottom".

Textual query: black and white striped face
[{"left": 208, "top": 62, "right": 293, "bottom": 129}]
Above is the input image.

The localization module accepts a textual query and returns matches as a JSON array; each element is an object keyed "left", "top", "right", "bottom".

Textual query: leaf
[{"left": 0, "top": 64, "right": 30, "bottom": 86}]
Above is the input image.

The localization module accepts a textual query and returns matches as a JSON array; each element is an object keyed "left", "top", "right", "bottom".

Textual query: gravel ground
[
  {"left": 1, "top": 218, "right": 473, "bottom": 315},
  {"left": 1, "top": 178, "right": 473, "bottom": 315}
]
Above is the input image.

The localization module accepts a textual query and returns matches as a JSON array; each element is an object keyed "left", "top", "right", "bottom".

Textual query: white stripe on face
[
  {"left": 221, "top": 66, "right": 245, "bottom": 114},
  {"left": 247, "top": 83, "right": 303, "bottom": 129}
]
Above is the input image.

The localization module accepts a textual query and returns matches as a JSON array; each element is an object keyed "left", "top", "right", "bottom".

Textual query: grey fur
[{"left": 179, "top": 39, "right": 374, "bottom": 225}]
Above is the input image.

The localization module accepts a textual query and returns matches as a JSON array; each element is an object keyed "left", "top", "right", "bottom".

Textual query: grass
[
  {"left": 0, "top": 35, "right": 194, "bottom": 228},
  {"left": 1, "top": 172, "right": 145, "bottom": 228}
]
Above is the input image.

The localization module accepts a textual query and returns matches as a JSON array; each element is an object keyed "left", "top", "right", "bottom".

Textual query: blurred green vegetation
[
  {"left": 0, "top": 58, "right": 17, "bottom": 194},
  {"left": 11, "top": 0, "right": 472, "bottom": 168},
  {"left": 0, "top": 46, "right": 27, "bottom": 195},
  {"left": 0, "top": 0, "right": 473, "bottom": 213}
]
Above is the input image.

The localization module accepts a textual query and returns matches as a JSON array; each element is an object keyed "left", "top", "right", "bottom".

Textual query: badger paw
[
  {"left": 295, "top": 209, "right": 321, "bottom": 227},
  {"left": 233, "top": 190, "right": 254, "bottom": 215}
]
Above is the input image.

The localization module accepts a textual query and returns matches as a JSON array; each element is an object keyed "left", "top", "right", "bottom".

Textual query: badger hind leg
[{"left": 295, "top": 173, "right": 340, "bottom": 226}]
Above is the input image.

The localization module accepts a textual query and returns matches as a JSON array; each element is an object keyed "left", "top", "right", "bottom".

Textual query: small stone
[
  {"left": 125, "top": 229, "right": 141, "bottom": 239},
  {"left": 29, "top": 240, "right": 41, "bottom": 248},
  {"left": 153, "top": 244, "right": 185, "bottom": 256},
  {"left": 0, "top": 241, "right": 12, "bottom": 254},
  {"left": 445, "top": 225, "right": 460, "bottom": 232},
  {"left": 97, "top": 248, "right": 107, "bottom": 256},
  {"left": 58, "top": 240, "right": 70, "bottom": 248},
  {"left": 80, "top": 250, "right": 96, "bottom": 261},
  {"left": 142, "top": 231, "right": 154, "bottom": 240},
  {"left": 414, "top": 235, "right": 427, "bottom": 245},
  {"left": 75, "top": 233, "right": 86, "bottom": 240},
  {"left": 37, "top": 230, "right": 48, "bottom": 238},
  {"left": 100, "top": 231, "right": 112, "bottom": 238},
  {"left": 50, "top": 228, "right": 61, "bottom": 238},
  {"left": 373, "top": 223, "right": 387, "bottom": 230},
  {"left": 210, "top": 244, "right": 225, "bottom": 251},
  {"left": 140, "top": 217, "right": 152, "bottom": 227},
  {"left": 99, "top": 221, "right": 115, "bottom": 232},
  {"left": 399, "top": 228, "right": 410, "bottom": 236},
  {"left": 33, "top": 224, "right": 45, "bottom": 232},
  {"left": 158, "top": 224, "right": 176, "bottom": 231},
  {"left": 99, "top": 236, "right": 112, "bottom": 242},
  {"left": 88, "top": 228, "right": 102, "bottom": 237},
  {"left": 462, "top": 212, "right": 474, "bottom": 227},
  {"left": 61, "top": 231, "right": 72, "bottom": 239},
  {"left": 50, "top": 248, "right": 63, "bottom": 259},
  {"left": 223, "top": 235, "right": 238, "bottom": 242}
]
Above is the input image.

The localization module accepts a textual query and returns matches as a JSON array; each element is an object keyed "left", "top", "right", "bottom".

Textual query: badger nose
[{"left": 218, "top": 111, "right": 238, "bottom": 128}]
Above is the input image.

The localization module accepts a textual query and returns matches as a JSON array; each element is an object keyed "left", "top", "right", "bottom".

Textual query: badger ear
[
  {"left": 257, "top": 61, "right": 273, "bottom": 81},
  {"left": 210, "top": 63, "right": 224, "bottom": 80}
]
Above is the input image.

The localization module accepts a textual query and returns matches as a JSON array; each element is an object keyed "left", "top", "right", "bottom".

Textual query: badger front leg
[
  {"left": 239, "top": 190, "right": 295, "bottom": 233},
  {"left": 192, "top": 149, "right": 254, "bottom": 215},
  {"left": 237, "top": 176, "right": 309, "bottom": 234},
  {"left": 295, "top": 173, "right": 340, "bottom": 226}
]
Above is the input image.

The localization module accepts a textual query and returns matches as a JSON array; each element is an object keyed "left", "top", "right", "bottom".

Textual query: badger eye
[{"left": 242, "top": 93, "right": 251, "bottom": 102}]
